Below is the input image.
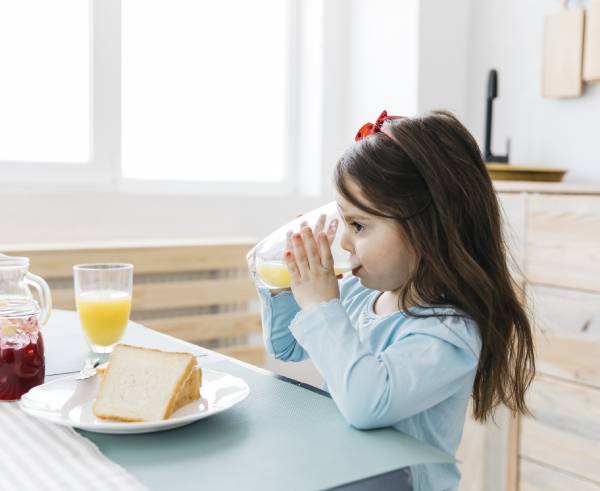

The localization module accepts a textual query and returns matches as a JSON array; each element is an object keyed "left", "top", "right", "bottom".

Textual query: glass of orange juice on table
[{"left": 73, "top": 263, "right": 133, "bottom": 354}]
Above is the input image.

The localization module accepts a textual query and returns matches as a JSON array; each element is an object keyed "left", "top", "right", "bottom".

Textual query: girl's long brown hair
[{"left": 334, "top": 110, "right": 535, "bottom": 422}]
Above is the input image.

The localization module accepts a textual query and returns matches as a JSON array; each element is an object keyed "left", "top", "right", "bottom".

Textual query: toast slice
[
  {"left": 96, "top": 364, "right": 202, "bottom": 414},
  {"left": 93, "top": 344, "right": 198, "bottom": 422}
]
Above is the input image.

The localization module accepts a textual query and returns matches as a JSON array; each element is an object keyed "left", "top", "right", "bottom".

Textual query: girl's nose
[{"left": 340, "top": 228, "right": 353, "bottom": 254}]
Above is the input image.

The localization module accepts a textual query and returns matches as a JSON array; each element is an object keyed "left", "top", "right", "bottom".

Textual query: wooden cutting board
[
  {"left": 584, "top": 0, "right": 600, "bottom": 82},
  {"left": 542, "top": 6, "right": 585, "bottom": 98}
]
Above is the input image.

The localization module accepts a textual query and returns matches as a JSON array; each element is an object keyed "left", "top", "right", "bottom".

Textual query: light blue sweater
[{"left": 258, "top": 275, "right": 482, "bottom": 491}]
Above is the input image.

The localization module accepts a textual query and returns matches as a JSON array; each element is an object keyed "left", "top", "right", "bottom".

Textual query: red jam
[{"left": 0, "top": 317, "right": 45, "bottom": 401}]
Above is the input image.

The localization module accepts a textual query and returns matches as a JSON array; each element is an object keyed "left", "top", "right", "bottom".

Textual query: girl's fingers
[
  {"left": 291, "top": 232, "right": 310, "bottom": 278},
  {"left": 313, "top": 214, "right": 326, "bottom": 236},
  {"left": 285, "top": 230, "right": 293, "bottom": 250},
  {"left": 283, "top": 250, "right": 301, "bottom": 285},
  {"left": 326, "top": 218, "right": 339, "bottom": 245},
  {"left": 318, "top": 231, "right": 334, "bottom": 270},
  {"left": 301, "top": 226, "right": 321, "bottom": 271}
]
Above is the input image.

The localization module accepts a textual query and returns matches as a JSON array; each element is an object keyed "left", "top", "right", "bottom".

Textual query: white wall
[
  {"left": 417, "top": 0, "right": 471, "bottom": 119},
  {"left": 463, "top": 0, "right": 600, "bottom": 182},
  {"left": 1, "top": 189, "right": 325, "bottom": 247},
  {"left": 344, "top": 0, "right": 420, "bottom": 125}
]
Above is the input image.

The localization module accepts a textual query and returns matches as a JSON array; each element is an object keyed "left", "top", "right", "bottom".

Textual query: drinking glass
[{"left": 74, "top": 263, "right": 133, "bottom": 354}]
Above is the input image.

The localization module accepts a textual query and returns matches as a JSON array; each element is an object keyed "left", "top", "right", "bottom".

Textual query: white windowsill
[{"left": 0, "top": 177, "right": 299, "bottom": 197}]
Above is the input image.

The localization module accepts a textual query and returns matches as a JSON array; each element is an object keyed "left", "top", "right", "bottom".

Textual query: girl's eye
[{"left": 350, "top": 221, "right": 364, "bottom": 233}]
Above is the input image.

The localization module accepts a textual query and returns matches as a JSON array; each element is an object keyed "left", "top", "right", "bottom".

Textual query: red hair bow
[{"left": 355, "top": 110, "right": 403, "bottom": 141}]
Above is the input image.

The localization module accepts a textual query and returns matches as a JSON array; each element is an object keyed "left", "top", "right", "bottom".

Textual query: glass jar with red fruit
[
  {"left": 1, "top": 253, "right": 51, "bottom": 401},
  {"left": 0, "top": 298, "right": 46, "bottom": 401}
]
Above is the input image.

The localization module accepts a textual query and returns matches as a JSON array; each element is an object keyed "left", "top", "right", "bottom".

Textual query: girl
[{"left": 256, "top": 110, "right": 535, "bottom": 491}]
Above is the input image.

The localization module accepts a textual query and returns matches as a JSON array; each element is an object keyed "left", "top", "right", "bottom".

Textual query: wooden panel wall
[{"left": 5, "top": 241, "right": 265, "bottom": 366}]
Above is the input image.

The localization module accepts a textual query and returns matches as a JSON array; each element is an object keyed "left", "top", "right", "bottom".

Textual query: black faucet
[{"left": 484, "top": 69, "right": 510, "bottom": 163}]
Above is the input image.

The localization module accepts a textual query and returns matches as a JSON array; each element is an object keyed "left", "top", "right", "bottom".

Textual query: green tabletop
[{"left": 44, "top": 310, "right": 454, "bottom": 491}]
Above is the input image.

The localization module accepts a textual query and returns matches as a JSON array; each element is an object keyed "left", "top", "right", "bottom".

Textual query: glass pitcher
[
  {"left": 247, "top": 201, "right": 354, "bottom": 289},
  {"left": 0, "top": 256, "right": 52, "bottom": 400}
]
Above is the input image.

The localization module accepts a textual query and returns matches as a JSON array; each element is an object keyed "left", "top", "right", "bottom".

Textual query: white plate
[{"left": 19, "top": 368, "right": 250, "bottom": 434}]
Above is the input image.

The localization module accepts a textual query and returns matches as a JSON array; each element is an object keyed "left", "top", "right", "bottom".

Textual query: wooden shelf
[
  {"left": 494, "top": 181, "right": 600, "bottom": 195},
  {"left": 486, "top": 163, "right": 567, "bottom": 183}
]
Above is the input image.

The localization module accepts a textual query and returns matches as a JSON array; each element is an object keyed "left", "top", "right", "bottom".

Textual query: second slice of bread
[{"left": 93, "top": 344, "right": 196, "bottom": 422}]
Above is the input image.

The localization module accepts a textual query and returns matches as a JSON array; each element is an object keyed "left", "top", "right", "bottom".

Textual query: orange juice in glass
[
  {"left": 256, "top": 260, "right": 350, "bottom": 289},
  {"left": 74, "top": 263, "right": 133, "bottom": 354}
]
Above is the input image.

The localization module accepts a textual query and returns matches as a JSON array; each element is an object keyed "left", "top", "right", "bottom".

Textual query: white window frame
[{"left": 0, "top": 0, "right": 320, "bottom": 197}]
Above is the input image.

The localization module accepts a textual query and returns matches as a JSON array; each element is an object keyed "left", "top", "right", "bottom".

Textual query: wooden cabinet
[
  {"left": 522, "top": 187, "right": 600, "bottom": 490},
  {"left": 458, "top": 183, "right": 600, "bottom": 491},
  {"left": 520, "top": 459, "right": 600, "bottom": 491},
  {"left": 527, "top": 195, "right": 600, "bottom": 292},
  {"left": 520, "top": 376, "right": 600, "bottom": 484},
  {"left": 530, "top": 285, "right": 600, "bottom": 387}
]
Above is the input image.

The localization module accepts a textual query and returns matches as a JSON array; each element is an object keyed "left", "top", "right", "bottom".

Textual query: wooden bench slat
[
  {"left": 51, "top": 277, "right": 258, "bottom": 311},
  {"left": 10, "top": 243, "right": 255, "bottom": 279},
  {"left": 142, "top": 312, "right": 262, "bottom": 342}
]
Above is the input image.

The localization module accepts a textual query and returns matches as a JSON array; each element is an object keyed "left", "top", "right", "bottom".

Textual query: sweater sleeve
[
  {"left": 288, "top": 300, "right": 479, "bottom": 429},
  {"left": 257, "top": 287, "right": 308, "bottom": 362}
]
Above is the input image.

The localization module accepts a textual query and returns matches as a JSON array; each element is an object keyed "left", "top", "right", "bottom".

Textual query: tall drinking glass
[{"left": 74, "top": 263, "right": 133, "bottom": 354}]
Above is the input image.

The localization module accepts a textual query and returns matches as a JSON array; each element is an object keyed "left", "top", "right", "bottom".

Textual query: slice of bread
[
  {"left": 93, "top": 344, "right": 199, "bottom": 422},
  {"left": 174, "top": 367, "right": 202, "bottom": 411},
  {"left": 96, "top": 363, "right": 202, "bottom": 413}
]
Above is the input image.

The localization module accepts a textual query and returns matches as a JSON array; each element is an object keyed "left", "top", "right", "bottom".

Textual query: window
[
  {"left": 121, "top": 0, "right": 288, "bottom": 182},
  {"left": 0, "top": 0, "right": 299, "bottom": 191},
  {"left": 0, "top": 0, "right": 90, "bottom": 163}
]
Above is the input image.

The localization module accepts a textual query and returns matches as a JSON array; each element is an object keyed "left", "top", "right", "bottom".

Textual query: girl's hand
[
  {"left": 301, "top": 213, "right": 339, "bottom": 245},
  {"left": 271, "top": 214, "right": 339, "bottom": 297},
  {"left": 283, "top": 225, "right": 340, "bottom": 310}
]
